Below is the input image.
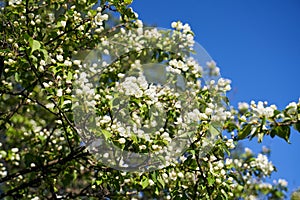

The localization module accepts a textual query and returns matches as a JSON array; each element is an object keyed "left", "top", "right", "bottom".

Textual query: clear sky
[{"left": 131, "top": 0, "right": 300, "bottom": 197}]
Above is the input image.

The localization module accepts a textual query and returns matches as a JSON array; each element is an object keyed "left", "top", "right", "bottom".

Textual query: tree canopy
[{"left": 0, "top": 0, "right": 299, "bottom": 199}]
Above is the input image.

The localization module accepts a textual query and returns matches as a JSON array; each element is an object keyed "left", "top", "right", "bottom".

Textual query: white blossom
[
  {"left": 118, "top": 138, "right": 126, "bottom": 144},
  {"left": 56, "top": 54, "right": 64, "bottom": 62},
  {"left": 286, "top": 102, "right": 298, "bottom": 115},
  {"left": 57, "top": 89, "right": 63, "bottom": 97},
  {"left": 250, "top": 153, "right": 274, "bottom": 175},
  {"left": 238, "top": 102, "right": 249, "bottom": 111},
  {"left": 95, "top": 13, "right": 108, "bottom": 26},
  {"left": 149, "top": 179, "right": 155, "bottom": 186},
  {"left": 278, "top": 179, "right": 288, "bottom": 187}
]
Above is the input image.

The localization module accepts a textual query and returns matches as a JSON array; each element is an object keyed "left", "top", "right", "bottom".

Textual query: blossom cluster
[
  {"left": 0, "top": 0, "right": 297, "bottom": 199},
  {"left": 71, "top": 20, "right": 235, "bottom": 172},
  {"left": 223, "top": 147, "right": 288, "bottom": 199},
  {"left": 231, "top": 99, "right": 300, "bottom": 142}
]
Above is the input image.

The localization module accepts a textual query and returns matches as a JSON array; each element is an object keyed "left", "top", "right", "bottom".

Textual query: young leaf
[
  {"left": 141, "top": 177, "right": 149, "bottom": 189},
  {"left": 237, "top": 124, "right": 252, "bottom": 140},
  {"left": 102, "top": 129, "right": 112, "bottom": 140},
  {"left": 29, "top": 38, "right": 41, "bottom": 54},
  {"left": 157, "top": 176, "right": 165, "bottom": 188}
]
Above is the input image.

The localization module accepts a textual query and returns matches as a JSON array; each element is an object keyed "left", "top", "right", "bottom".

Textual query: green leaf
[
  {"left": 294, "top": 121, "right": 300, "bottom": 133},
  {"left": 96, "top": 180, "right": 102, "bottom": 185},
  {"left": 157, "top": 176, "right": 165, "bottom": 188},
  {"left": 237, "top": 124, "right": 252, "bottom": 140},
  {"left": 273, "top": 110, "right": 281, "bottom": 116},
  {"left": 66, "top": 71, "right": 73, "bottom": 82},
  {"left": 224, "top": 121, "right": 238, "bottom": 132},
  {"left": 89, "top": 10, "right": 97, "bottom": 16},
  {"left": 38, "top": 135, "right": 46, "bottom": 142},
  {"left": 14, "top": 72, "right": 20, "bottom": 82},
  {"left": 39, "top": 49, "right": 49, "bottom": 61},
  {"left": 270, "top": 127, "right": 276, "bottom": 138},
  {"left": 155, "top": 187, "right": 159, "bottom": 195},
  {"left": 123, "top": 0, "right": 133, "bottom": 5},
  {"left": 131, "top": 133, "right": 137, "bottom": 143},
  {"left": 207, "top": 175, "right": 215, "bottom": 186},
  {"left": 141, "top": 177, "right": 149, "bottom": 189},
  {"left": 29, "top": 38, "right": 41, "bottom": 54},
  {"left": 102, "top": 129, "right": 112, "bottom": 140},
  {"left": 151, "top": 171, "right": 157, "bottom": 182},
  {"left": 271, "top": 125, "right": 290, "bottom": 143}
]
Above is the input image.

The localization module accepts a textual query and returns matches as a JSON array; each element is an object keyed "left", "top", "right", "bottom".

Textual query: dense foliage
[{"left": 1, "top": 0, "right": 299, "bottom": 199}]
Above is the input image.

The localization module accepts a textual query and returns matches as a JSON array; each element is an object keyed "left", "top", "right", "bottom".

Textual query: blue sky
[{"left": 132, "top": 0, "right": 300, "bottom": 196}]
